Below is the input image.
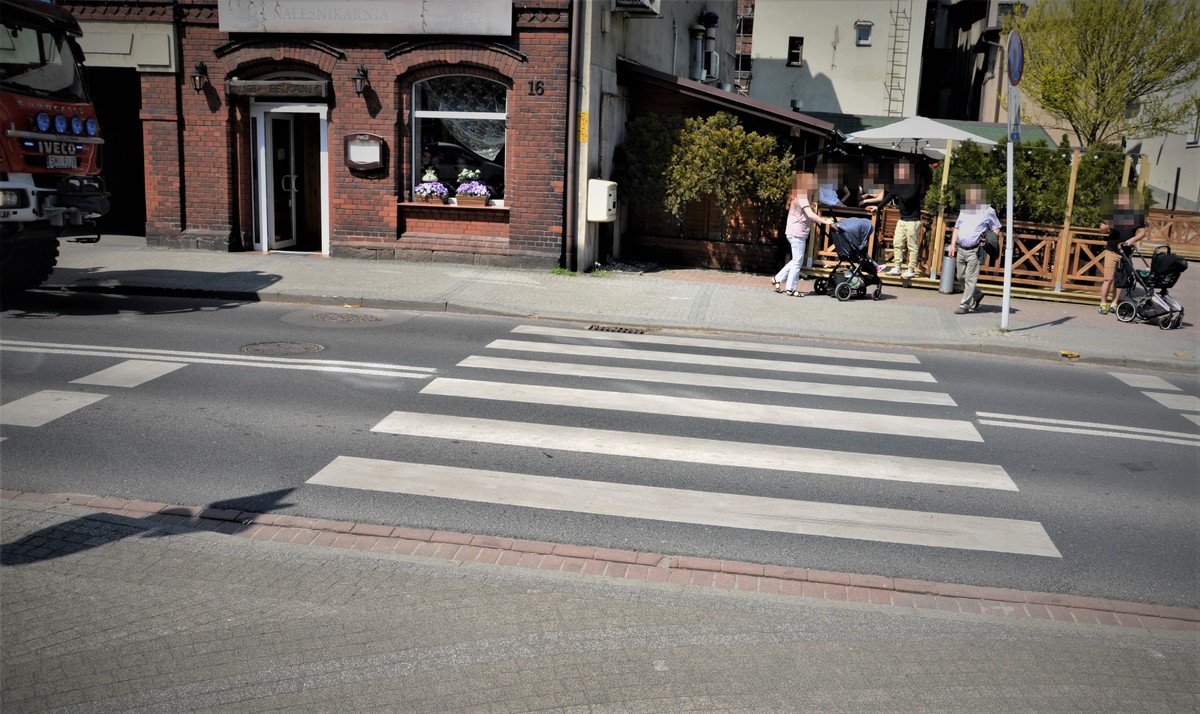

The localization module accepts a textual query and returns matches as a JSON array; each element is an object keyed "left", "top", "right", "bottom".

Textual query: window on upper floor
[
  {"left": 1188, "top": 106, "right": 1200, "bottom": 147},
  {"left": 997, "top": 2, "right": 1027, "bottom": 22},
  {"left": 855, "top": 21, "right": 873, "bottom": 46},
  {"left": 786, "top": 36, "right": 803, "bottom": 67}
]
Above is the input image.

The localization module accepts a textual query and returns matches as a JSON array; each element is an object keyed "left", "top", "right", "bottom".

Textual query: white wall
[{"left": 747, "top": 0, "right": 925, "bottom": 116}]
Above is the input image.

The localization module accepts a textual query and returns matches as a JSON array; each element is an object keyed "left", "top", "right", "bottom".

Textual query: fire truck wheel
[{"left": 0, "top": 237, "right": 60, "bottom": 293}]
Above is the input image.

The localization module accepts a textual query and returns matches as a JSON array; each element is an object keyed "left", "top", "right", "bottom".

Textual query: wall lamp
[
  {"left": 352, "top": 64, "right": 370, "bottom": 95},
  {"left": 190, "top": 62, "right": 209, "bottom": 93}
]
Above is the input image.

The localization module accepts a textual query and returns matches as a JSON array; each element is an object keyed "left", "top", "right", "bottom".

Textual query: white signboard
[{"left": 218, "top": 0, "right": 513, "bottom": 36}]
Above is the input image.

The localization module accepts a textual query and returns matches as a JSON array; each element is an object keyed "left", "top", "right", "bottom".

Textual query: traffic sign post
[{"left": 1001, "top": 30, "right": 1023, "bottom": 331}]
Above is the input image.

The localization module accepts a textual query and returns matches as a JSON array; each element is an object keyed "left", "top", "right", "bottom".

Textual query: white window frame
[
  {"left": 411, "top": 76, "right": 508, "bottom": 198},
  {"left": 854, "top": 21, "right": 873, "bottom": 47}
]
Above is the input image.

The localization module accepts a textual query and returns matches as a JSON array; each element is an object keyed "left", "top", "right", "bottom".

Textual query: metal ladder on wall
[{"left": 885, "top": 0, "right": 911, "bottom": 116}]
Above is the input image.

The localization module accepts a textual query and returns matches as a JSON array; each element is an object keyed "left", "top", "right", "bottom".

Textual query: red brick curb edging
[{"left": 4, "top": 490, "right": 1197, "bottom": 633}]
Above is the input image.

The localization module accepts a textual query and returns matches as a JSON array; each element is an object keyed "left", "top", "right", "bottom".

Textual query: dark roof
[
  {"left": 805, "top": 111, "right": 1057, "bottom": 145},
  {"left": 616, "top": 57, "right": 838, "bottom": 140}
]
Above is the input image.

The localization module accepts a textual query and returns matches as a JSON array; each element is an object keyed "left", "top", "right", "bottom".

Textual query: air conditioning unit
[{"left": 613, "top": 0, "right": 662, "bottom": 17}]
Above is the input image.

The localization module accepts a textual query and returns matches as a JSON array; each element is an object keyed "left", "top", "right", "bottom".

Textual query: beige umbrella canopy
[{"left": 844, "top": 116, "right": 996, "bottom": 158}]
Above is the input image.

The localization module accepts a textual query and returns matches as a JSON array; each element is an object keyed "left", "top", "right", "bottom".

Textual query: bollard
[{"left": 939, "top": 253, "right": 957, "bottom": 293}]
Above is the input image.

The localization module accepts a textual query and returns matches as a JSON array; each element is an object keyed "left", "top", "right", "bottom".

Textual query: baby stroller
[
  {"left": 1115, "top": 245, "right": 1188, "bottom": 329},
  {"left": 811, "top": 217, "right": 885, "bottom": 301}
]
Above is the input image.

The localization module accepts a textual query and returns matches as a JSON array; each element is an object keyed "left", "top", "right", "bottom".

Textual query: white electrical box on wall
[{"left": 586, "top": 179, "right": 618, "bottom": 222}]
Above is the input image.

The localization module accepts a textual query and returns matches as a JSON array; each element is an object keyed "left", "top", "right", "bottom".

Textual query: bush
[{"left": 925, "top": 136, "right": 1151, "bottom": 227}]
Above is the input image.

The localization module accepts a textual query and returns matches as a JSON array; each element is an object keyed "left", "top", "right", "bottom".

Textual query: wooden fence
[{"left": 813, "top": 206, "right": 1199, "bottom": 297}]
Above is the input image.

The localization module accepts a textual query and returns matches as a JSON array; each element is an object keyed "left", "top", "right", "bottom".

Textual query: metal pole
[{"left": 1001, "top": 140, "right": 1014, "bottom": 330}]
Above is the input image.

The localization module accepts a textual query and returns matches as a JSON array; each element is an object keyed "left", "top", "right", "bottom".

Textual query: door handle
[{"left": 281, "top": 174, "right": 293, "bottom": 193}]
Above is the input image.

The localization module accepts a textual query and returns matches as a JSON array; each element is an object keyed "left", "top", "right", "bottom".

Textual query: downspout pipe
[{"left": 563, "top": 0, "right": 584, "bottom": 272}]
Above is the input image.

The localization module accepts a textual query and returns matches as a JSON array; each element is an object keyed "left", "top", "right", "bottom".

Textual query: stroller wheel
[
  {"left": 1160, "top": 313, "right": 1176, "bottom": 330},
  {"left": 1115, "top": 301, "right": 1137, "bottom": 323},
  {"left": 812, "top": 278, "right": 826, "bottom": 294},
  {"left": 872, "top": 286, "right": 882, "bottom": 301},
  {"left": 835, "top": 282, "right": 853, "bottom": 302}
]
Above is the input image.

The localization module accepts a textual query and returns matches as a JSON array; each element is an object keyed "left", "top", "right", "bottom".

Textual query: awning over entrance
[{"left": 615, "top": 57, "right": 839, "bottom": 144}]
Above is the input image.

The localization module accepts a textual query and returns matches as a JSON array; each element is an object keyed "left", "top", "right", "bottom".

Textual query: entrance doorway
[{"left": 249, "top": 103, "right": 329, "bottom": 253}]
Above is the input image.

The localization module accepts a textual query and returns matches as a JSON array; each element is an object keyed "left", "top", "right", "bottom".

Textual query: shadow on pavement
[
  {"left": 0, "top": 489, "right": 295, "bottom": 566},
  {"left": 0, "top": 267, "right": 282, "bottom": 315}
]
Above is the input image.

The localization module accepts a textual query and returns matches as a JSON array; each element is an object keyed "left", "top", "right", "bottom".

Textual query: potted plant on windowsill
[
  {"left": 453, "top": 180, "right": 491, "bottom": 207},
  {"left": 450, "top": 167, "right": 490, "bottom": 207},
  {"left": 413, "top": 181, "right": 447, "bottom": 204}
]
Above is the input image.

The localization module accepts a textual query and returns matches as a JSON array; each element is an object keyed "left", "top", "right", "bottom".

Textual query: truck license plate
[{"left": 47, "top": 155, "right": 78, "bottom": 169}]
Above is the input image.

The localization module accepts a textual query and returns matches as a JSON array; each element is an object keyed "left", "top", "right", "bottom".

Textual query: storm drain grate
[
  {"left": 588, "top": 325, "right": 646, "bottom": 334},
  {"left": 312, "top": 313, "right": 382, "bottom": 323},
  {"left": 241, "top": 342, "right": 325, "bottom": 355}
]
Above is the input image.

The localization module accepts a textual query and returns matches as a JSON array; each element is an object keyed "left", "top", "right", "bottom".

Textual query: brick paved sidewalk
[{"left": 4, "top": 490, "right": 1196, "bottom": 633}]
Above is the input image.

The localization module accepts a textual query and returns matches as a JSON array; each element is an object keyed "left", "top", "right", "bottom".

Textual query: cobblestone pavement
[{"left": 3, "top": 500, "right": 1197, "bottom": 713}]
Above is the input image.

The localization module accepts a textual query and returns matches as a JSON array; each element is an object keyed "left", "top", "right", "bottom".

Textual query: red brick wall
[{"left": 67, "top": 0, "right": 571, "bottom": 265}]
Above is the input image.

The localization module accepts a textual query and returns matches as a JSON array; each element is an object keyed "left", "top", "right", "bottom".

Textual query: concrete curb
[
  {"left": 37, "top": 283, "right": 1200, "bottom": 375},
  {"left": 4, "top": 490, "right": 1197, "bottom": 633}
]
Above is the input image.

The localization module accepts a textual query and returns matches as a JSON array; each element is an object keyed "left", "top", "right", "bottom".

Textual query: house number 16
[{"left": 527, "top": 80, "right": 545, "bottom": 96}]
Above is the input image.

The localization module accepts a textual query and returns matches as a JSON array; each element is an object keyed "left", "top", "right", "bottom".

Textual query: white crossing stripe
[
  {"left": 308, "top": 456, "right": 1060, "bottom": 557},
  {"left": 0, "top": 340, "right": 436, "bottom": 379},
  {"left": 1109, "top": 372, "right": 1181, "bottom": 391},
  {"left": 485, "top": 340, "right": 936, "bottom": 383},
  {"left": 0, "top": 390, "right": 108, "bottom": 427},
  {"left": 458, "top": 355, "right": 956, "bottom": 406},
  {"left": 372, "top": 411, "right": 1016, "bottom": 490},
  {"left": 1184, "top": 414, "right": 1200, "bottom": 428},
  {"left": 977, "top": 411, "right": 1200, "bottom": 447},
  {"left": 423, "top": 378, "right": 982, "bottom": 442},
  {"left": 71, "top": 360, "right": 187, "bottom": 388},
  {"left": 1142, "top": 392, "right": 1200, "bottom": 412},
  {"left": 512, "top": 325, "right": 922, "bottom": 364}
]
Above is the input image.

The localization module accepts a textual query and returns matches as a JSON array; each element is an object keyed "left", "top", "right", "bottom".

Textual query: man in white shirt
[{"left": 948, "top": 184, "right": 1002, "bottom": 314}]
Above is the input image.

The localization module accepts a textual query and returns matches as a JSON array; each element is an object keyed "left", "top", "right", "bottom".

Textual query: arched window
[{"left": 412, "top": 76, "right": 507, "bottom": 199}]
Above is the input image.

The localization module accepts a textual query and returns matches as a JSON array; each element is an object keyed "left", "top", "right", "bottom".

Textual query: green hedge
[{"left": 925, "top": 137, "right": 1151, "bottom": 227}]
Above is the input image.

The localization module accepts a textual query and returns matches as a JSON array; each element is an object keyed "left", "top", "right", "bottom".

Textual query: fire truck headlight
[
  {"left": 70, "top": 116, "right": 84, "bottom": 135},
  {"left": 36, "top": 112, "right": 51, "bottom": 132},
  {"left": 0, "top": 190, "right": 24, "bottom": 208},
  {"left": 85, "top": 117, "right": 98, "bottom": 136},
  {"left": 54, "top": 114, "right": 68, "bottom": 133}
]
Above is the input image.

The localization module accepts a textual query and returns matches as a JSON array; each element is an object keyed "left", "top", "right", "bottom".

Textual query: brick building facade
[{"left": 67, "top": 0, "right": 571, "bottom": 267}]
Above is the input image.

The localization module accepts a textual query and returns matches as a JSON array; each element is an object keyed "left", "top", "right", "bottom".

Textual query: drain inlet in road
[{"left": 241, "top": 342, "right": 325, "bottom": 356}]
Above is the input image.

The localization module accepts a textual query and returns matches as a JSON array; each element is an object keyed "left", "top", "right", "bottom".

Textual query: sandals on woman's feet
[{"left": 787, "top": 290, "right": 803, "bottom": 297}]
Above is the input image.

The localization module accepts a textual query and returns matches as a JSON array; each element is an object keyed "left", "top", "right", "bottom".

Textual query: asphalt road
[{"left": 1, "top": 290, "right": 1197, "bottom": 607}]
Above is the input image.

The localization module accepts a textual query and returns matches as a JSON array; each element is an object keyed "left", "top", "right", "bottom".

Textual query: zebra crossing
[{"left": 309, "top": 324, "right": 1062, "bottom": 558}]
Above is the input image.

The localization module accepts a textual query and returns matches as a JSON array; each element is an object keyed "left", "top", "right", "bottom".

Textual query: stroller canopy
[{"left": 833, "top": 217, "right": 874, "bottom": 257}]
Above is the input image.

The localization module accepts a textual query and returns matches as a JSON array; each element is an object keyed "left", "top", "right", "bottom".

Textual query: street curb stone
[{"left": 4, "top": 491, "right": 1196, "bottom": 633}]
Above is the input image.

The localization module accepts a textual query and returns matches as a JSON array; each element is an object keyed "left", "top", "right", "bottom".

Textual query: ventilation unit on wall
[{"left": 613, "top": 0, "right": 662, "bottom": 17}]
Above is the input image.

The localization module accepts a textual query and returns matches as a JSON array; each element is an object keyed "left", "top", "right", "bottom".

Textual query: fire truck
[{"left": 1, "top": 0, "right": 108, "bottom": 292}]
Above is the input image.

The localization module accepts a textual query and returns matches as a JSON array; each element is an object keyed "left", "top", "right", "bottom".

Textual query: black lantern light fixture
[
  {"left": 190, "top": 62, "right": 209, "bottom": 93},
  {"left": 352, "top": 64, "right": 370, "bottom": 95}
]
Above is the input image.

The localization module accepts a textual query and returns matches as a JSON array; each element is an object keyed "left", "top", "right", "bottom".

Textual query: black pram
[
  {"left": 812, "top": 217, "right": 885, "bottom": 301},
  {"left": 1115, "top": 245, "right": 1188, "bottom": 329}
]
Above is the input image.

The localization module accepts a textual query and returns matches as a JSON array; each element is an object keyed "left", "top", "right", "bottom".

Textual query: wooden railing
[
  {"left": 810, "top": 206, "right": 1196, "bottom": 296},
  {"left": 1146, "top": 209, "right": 1200, "bottom": 259}
]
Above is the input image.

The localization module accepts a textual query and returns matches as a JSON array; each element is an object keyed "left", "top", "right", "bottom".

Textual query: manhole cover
[
  {"left": 312, "top": 313, "right": 381, "bottom": 323},
  {"left": 588, "top": 324, "right": 646, "bottom": 334},
  {"left": 241, "top": 342, "right": 325, "bottom": 355}
]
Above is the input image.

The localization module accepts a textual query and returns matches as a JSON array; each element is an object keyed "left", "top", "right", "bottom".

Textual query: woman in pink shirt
[{"left": 772, "top": 172, "right": 834, "bottom": 297}]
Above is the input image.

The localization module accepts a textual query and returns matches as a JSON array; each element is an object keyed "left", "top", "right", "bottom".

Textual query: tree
[{"left": 1006, "top": 0, "right": 1200, "bottom": 146}]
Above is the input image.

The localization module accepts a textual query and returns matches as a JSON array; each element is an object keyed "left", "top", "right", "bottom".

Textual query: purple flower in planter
[
  {"left": 455, "top": 180, "right": 491, "bottom": 197},
  {"left": 414, "top": 181, "right": 448, "bottom": 198}
]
